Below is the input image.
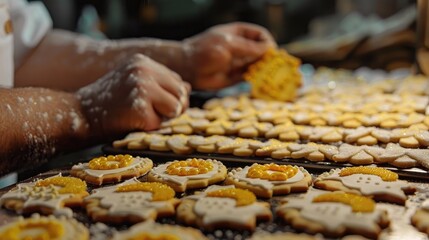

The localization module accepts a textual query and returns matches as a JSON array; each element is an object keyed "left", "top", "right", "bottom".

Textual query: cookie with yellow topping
[
  {"left": 84, "top": 178, "right": 180, "bottom": 224},
  {"left": 176, "top": 185, "right": 272, "bottom": 231},
  {"left": 0, "top": 214, "right": 89, "bottom": 240},
  {"left": 71, "top": 154, "right": 153, "bottom": 185},
  {"left": 112, "top": 220, "right": 208, "bottom": 240},
  {"left": 276, "top": 188, "right": 389, "bottom": 239},
  {"left": 147, "top": 158, "right": 227, "bottom": 192},
  {"left": 225, "top": 163, "right": 312, "bottom": 198},
  {"left": 0, "top": 175, "right": 88, "bottom": 217},
  {"left": 314, "top": 166, "right": 415, "bottom": 205}
]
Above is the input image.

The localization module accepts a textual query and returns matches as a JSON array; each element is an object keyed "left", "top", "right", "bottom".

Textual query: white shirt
[{"left": 0, "top": 0, "right": 52, "bottom": 88}]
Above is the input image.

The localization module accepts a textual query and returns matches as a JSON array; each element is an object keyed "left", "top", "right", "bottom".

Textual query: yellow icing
[
  {"left": 127, "top": 233, "right": 179, "bottom": 240},
  {"left": 116, "top": 182, "right": 175, "bottom": 201},
  {"left": 206, "top": 188, "right": 256, "bottom": 206},
  {"left": 35, "top": 176, "right": 86, "bottom": 194},
  {"left": 313, "top": 192, "right": 375, "bottom": 212},
  {"left": 0, "top": 219, "right": 64, "bottom": 240},
  {"left": 166, "top": 159, "right": 213, "bottom": 176},
  {"left": 339, "top": 166, "right": 398, "bottom": 181},
  {"left": 88, "top": 154, "right": 134, "bottom": 170},
  {"left": 247, "top": 163, "right": 298, "bottom": 181},
  {"left": 243, "top": 48, "right": 301, "bottom": 101}
]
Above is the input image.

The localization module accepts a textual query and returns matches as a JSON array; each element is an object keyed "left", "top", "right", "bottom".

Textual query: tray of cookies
[{"left": 0, "top": 155, "right": 428, "bottom": 240}]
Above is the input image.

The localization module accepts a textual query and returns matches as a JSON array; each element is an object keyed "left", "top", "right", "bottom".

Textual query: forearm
[
  {"left": 0, "top": 87, "right": 91, "bottom": 175},
  {"left": 15, "top": 30, "right": 190, "bottom": 91}
]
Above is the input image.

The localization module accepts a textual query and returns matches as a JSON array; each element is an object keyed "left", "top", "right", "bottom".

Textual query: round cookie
[
  {"left": 111, "top": 220, "right": 208, "bottom": 240},
  {"left": 0, "top": 214, "right": 89, "bottom": 240},
  {"left": 176, "top": 185, "right": 272, "bottom": 231},
  {"left": 225, "top": 163, "right": 312, "bottom": 198},
  {"left": 314, "top": 166, "right": 416, "bottom": 205},
  {"left": 148, "top": 158, "right": 227, "bottom": 192},
  {"left": 276, "top": 189, "right": 389, "bottom": 239},
  {"left": 84, "top": 178, "right": 180, "bottom": 224},
  {"left": 71, "top": 154, "right": 153, "bottom": 185},
  {"left": 0, "top": 175, "right": 88, "bottom": 217}
]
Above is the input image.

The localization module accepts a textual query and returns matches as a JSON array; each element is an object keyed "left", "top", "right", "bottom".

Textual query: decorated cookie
[
  {"left": 111, "top": 220, "right": 208, "bottom": 240},
  {"left": 0, "top": 214, "right": 89, "bottom": 240},
  {"left": 84, "top": 178, "right": 180, "bottom": 224},
  {"left": 71, "top": 154, "right": 153, "bottom": 185},
  {"left": 148, "top": 158, "right": 227, "bottom": 192},
  {"left": 276, "top": 189, "right": 389, "bottom": 239},
  {"left": 411, "top": 198, "right": 429, "bottom": 235},
  {"left": 314, "top": 166, "right": 415, "bottom": 205},
  {"left": 176, "top": 185, "right": 272, "bottom": 231},
  {"left": 249, "top": 232, "right": 319, "bottom": 240},
  {"left": 225, "top": 163, "right": 312, "bottom": 198},
  {"left": 0, "top": 175, "right": 88, "bottom": 217}
]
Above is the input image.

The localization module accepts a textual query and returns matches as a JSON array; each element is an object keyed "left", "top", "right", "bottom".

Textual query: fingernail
[{"left": 174, "top": 103, "right": 183, "bottom": 117}]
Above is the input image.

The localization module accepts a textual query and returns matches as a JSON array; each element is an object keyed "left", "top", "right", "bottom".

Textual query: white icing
[
  {"left": 321, "top": 168, "right": 409, "bottom": 201},
  {"left": 229, "top": 166, "right": 305, "bottom": 190},
  {"left": 85, "top": 179, "right": 173, "bottom": 219},
  {"left": 150, "top": 160, "right": 222, "bottom": 187},
  {"left": 72, "top": 157, "right": 152, "bottom": 178},
  {"left": 187, "top": 185, "right": 270, "bottom": 226},
  {"left": 0, "top": 182, "right": 76, "bottom": 218},
  {"left": 112, "top": 220, "right": 201, "bottom": 240},
  {"left": 421, "top": 199, "right": 429, "bottom": 210},
  {"left": 280, "top": 189, "right": 384, "bottom": 232}
]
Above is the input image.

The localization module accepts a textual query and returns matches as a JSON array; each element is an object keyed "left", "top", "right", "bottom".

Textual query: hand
[
  {"left": 183, "top": 22, "right": 276, "bottom": 90},
  {"left": 76, "top": 53, "right": 190, "bottom": 136}
]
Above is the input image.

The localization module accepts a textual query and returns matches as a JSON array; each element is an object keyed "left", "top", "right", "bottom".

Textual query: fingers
[{"left": 232, "top": 22, "right": 277, "bottom": 47}]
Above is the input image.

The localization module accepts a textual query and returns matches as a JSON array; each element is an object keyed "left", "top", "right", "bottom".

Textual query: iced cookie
[
  {"left": 71, "top": 154, "right": 153, "bottom": 185},
  {"left": 225, "top": 163, "right": 312, "bottom": 198},
  {"left": 84, "top": 179, "right": 180, "bottom": 224},
  {"left": 0, "top": 214, "right": 89, "bottom": 240},
  {"left": 176, "top": 185, "right": 272, "bottom": 231},
  {"left": 0, "top": 175, "right": 88, "bottom": 217},
  {"left": 314, "top": 166, "right": 415, "bottom": 205},
  {"left": 148, "top": 158, "right": 227, "bottom": 192},
  {"left": 276, "top": 189, "right": 389, "bottom": 239},
  {"left": 112, "top": 220, "right": 208, "bottom": 240},
  {"left": 411, "top": 198, "right": 429, "bottom": 235},
  {"left": 249, "top": 232, "right": 319, "bottom": 240}
]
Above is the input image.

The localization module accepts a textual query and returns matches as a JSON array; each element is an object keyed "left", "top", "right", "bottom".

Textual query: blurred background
[{"left": 34, "top": 0, "right": 422, "bottom": 71}]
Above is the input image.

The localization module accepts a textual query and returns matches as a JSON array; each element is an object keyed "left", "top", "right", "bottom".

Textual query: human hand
[
  {"left": 76, "top": 53, "right": 190, "bottom": 136},
  {"left": 183, "top": 22, "right": 276, "bottom": 90}
]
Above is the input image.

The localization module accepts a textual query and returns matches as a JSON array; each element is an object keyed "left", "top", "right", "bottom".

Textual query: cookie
[
  {"left": 0, "top": 175, "right": 88, "bottom": 217},
  {"left": 276, "top": 189, "right": 389, "bottom": 239},
  {"left": 411, "top": 199, "right": 429, "bottom": 235},
  {"left": 0, "top": 214, "right": 89, "bottom": 240},
  {"left": 71, "top": 154, "right": 153, "bottom": 185},
  {"left": 249, "top": 232, "right": 319, "bottom": 240},
  {"left": 111, "top": 220, "right": 208, "bottom": 240},
  {"left": 148, "top": 158, "right": 227, "bottom": 192},
  {"left": 225, "top": 163, "right": 312, "bottom": 198},
  {"left": 112, "top": 132, "right": 146, "bottom": 148},
  {"left": 176, "top": 185, "right": 272, "bottom": 231},
  {"left": 84, "top": 179, "right": 179, "bottom": 224},
  {"left": 314, "top": 166, "right": 415, "bottom": 205}
]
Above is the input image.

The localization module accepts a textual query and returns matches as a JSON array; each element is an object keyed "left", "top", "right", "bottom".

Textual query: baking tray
[
  {"left": 102, "top": 144, "right": 429, "bottom": 181},
  {"left": 1, "top": 165, "right": 429, "bottom": 240}
]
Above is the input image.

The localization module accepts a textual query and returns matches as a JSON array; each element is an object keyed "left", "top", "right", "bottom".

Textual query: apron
[
  {"left": 0, "top": 2, "right": 13, "bottom": 88},
  {"left": 0, "top": 0, "right": 51, "bottom": 88}
]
